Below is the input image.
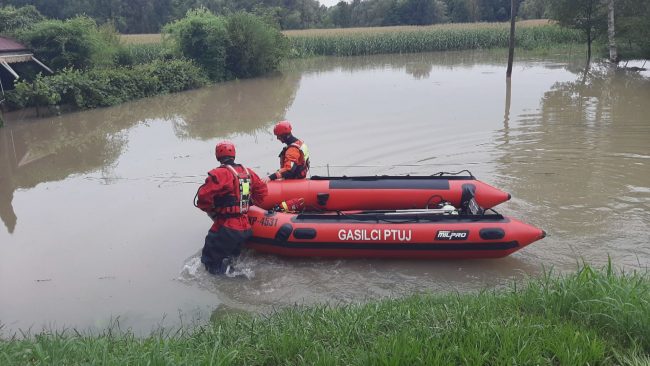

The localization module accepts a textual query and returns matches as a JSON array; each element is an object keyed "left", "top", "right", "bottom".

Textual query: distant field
[
  {"left": 119, "top": 19, "right": 578, "bottom": 58},
  {"left": 121, "top": 33, "right": 163, "bottom": 44},
  {"left": 120, "top": 20, "right": 553, "bottom": 44},
  {"left": 283, "top": 19, "right": 553, "bottom": 36}
]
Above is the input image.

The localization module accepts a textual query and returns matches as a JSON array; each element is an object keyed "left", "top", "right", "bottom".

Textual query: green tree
[
  {"left": 18, "top": 16, "right": 120, "bottom": 70},
  {"left": 518, "top": 0, "right": 548, "bottom": 19},
  {"left": 225, "top": 12, "right": 289, "bottom": 78},
  {"left": 547, "top": 0, "right": 607, "bottom": 61},
  {"left": 444, "top": 0, "right": 471, "bottom": 22},
  {"left": 0, "top": 5, "right": 44, "bottom": 34},
  {"left": 615, "top": 0, "right": 650, "bottom": 58},
  {"left": 329, "top": 1, "right": 352, "bottom": 27},
  {"left": 163, "top": 8, "right": 229, "bottom": 81}
]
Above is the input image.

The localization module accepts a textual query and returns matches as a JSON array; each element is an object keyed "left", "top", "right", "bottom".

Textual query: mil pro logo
[{"left": 436, "top": 230, "right": 469, "bottom": 241}]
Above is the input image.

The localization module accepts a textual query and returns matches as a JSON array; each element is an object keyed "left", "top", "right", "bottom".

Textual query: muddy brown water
[{"left": 1, "top": 50, "right": 649, "bottom": 336}]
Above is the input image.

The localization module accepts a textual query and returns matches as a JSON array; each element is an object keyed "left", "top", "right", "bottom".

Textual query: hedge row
[{"left": 6, "top": 59, "right": 208, "bottom": 110}]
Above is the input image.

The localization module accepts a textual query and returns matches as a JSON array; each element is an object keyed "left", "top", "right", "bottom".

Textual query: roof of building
[{"left": 0, "top": 36, "right": 29, "bottom": 52}]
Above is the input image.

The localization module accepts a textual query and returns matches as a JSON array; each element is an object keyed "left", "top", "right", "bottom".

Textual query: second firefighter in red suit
[{"left": 194, "top": 141, "right": 267, "bottom": 275}]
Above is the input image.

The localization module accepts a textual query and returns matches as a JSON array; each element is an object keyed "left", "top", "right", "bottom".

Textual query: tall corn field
[{"left": 287, "top": 22, "right": 582, "bottom": 57}]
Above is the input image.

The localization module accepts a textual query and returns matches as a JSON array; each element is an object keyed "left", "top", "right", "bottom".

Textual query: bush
[
  {"left": 225, "top": 12, "right": 290, "bottom": 78},
  {"left": 163, "top": 9, "right": 289, "bottom": 81},
  {"left": 17, "top": 16, "right": 120, "bottom": 71},
  {"left": 0, "top": 5, "right": 44, "bottom": 35},
  {"left": 163, "top": 8, "right": 229, "bottom": 81},
  {"left": 6, "top": 59, "right": 208, "bottom": 110}
]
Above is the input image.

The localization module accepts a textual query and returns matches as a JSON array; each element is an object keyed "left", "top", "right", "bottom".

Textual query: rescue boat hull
[
  {"left": 258, "top": 174, "right": 510, "bottom": 211},
  {"left": 246, "top": 206, "right": 544, "bottom": 259}
]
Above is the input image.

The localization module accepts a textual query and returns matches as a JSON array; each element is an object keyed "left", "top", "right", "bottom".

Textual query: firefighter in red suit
[{"left": 194, "top": 141, "right": 268, "bottom": 275}]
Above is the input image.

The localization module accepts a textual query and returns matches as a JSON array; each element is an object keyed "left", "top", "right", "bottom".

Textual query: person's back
[
  {"left": 268, "top": 120, "right": 310, "bottom": 180},
  {"left": 195, "top": 140, "right": 267, "bottom": 275}
]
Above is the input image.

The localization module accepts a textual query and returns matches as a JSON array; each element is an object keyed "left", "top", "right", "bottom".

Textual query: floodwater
[{"left": 1, "top": 50, "right": 649, "bottom": 336}]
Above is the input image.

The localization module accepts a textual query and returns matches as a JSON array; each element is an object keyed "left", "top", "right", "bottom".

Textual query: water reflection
[
  {"left": 288, "top": 49, "right": 587, "bottom": 76},
  {"left": 494, "top": 62, "right": 650, "bottom": 268},
  {"left": 0, "top": 74, "right": 300, "bottom": 234},
  {"left": 171, "top": 74, "right": 299, "bottom": 140}
]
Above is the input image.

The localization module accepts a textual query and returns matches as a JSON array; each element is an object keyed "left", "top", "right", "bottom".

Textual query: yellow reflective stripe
[{"left": 300, "top": 143, "right": 310, "bottom": 161}]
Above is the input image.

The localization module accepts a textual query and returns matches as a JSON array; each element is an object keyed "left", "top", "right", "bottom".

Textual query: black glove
[{"left": 268, "top": 174, "right": 277, "bottom": 181}]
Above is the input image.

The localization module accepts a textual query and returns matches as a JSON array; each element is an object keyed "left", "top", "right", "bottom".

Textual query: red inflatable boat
[
  {"left": 246, "top": 206, "right": 545, "bottom": 259},
  {"left": 258, "top": 173, "right": 510, "bottom": 211}
]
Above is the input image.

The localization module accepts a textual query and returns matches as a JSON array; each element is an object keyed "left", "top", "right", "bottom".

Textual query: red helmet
[
  {"left": 215, "top": 140, "right": 236, "bottom": 160},
  {"left": 273, "top": 120, "right": 292, "bottom": 136}
]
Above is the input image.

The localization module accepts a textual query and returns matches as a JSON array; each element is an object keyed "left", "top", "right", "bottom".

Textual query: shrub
[
  {"left": 225, "top": 12, "right": 290, "bottom": 78},
  {"left": 163, "top": 9, "right": 289, "bottom": 81},
  {"left": 0, "top": 5, "right": 44, "bottom": 35},
  {"left": 18, "top": 16, "right": 120, "bottom": 70},
  {"left": 163, "top": 8, "right": 229, "bottom": 81},
  {"left": 6, "top": 60, "right": 208, "bottom": 110}
]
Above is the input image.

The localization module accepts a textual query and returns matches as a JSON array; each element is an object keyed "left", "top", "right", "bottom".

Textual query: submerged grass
[{"left": 1, "top": 264, "right": 648, "bottom": 365}]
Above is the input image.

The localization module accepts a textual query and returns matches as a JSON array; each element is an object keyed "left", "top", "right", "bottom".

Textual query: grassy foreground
[{"left": 1, "top": 264, "right": 649, "bottom": 365}]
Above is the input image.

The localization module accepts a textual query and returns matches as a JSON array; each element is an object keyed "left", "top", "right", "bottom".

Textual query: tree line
[
  {"left": 1, "top": 0, "right": 648, "bottom": 59},
  {"left": 0, "top": 0, "right": 327, "bottom": 33},
  {"left": 0, "top": 0, "right": 596, "bottom": 32}
]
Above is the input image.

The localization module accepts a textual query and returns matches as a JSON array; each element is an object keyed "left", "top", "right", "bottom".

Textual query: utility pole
[
  {"left": 607, "top": 0, "right": 618, "bottom": 63},
  {"left": 506, "top": 0, "right": 516, "bottom": 78}
]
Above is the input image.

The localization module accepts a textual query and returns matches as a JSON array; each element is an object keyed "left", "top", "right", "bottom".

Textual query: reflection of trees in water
[
  {"left": 0, "top": 113, "right": 130, "bottom": 233},
  {"left": 286, "top": 49, "right": 587, "bottom": 77},
  {"left": 495, "top": 62, "right": 650, "bottom": 234},
  {"left": 0, "top": 72, "right": 301, "bottom": 234},
  {"left": 170, "top": 73, "right": 300, "bottom": 140},
  {"left": 405, "top": 62, "right": 433, "bottom": 79}
]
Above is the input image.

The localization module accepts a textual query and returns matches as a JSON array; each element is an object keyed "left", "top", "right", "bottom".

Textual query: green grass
[{"left": 1, "top": 263, "right": 648, "bottom": 365}]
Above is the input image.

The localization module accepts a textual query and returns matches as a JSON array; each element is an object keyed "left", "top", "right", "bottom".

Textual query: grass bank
[{"left": 2, "top": 264, "right": 648, "bottom": 365}]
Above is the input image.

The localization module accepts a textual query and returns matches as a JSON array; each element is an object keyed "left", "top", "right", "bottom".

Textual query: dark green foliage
[
  {"left": 0, "top": 5, "right": 44, "bottom": 34},
  {"left": 6, "top": 59, "right": 207, "bottom": 110},
  {"left": 546, "top": 0, "right": 650, "bottom": 59},
  {"left": 518, "top": 0, "right": 549, "bottom": 19},
  {"left": 615, "top": 0, "right": 650, "bottom": 58},
  {"left": 165, "top": 10, "right": 289, "bottom": 81},
  {"left": 163, "top": 9, "right": 229, "bottom": 81},
  {"left": 445, "top": 0, "right": 473, "bottom": 23},
  {"left": 225, "top": 12, "right": 289, "bottom": 78},
  {"left": 547, "top": 0, "right": 606, "bottom": 59},
  {"left": 17, "top": 16, "right": 120, "bottom": 70},
  {"left": 0, "top": 0, "right": 601, "bottom": 32},
  {"left": 2, "top": 0, "right": 326, "bottom": 32}
]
